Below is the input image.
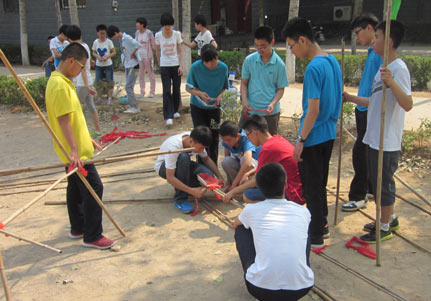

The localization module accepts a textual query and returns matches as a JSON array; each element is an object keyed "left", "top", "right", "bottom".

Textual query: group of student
[{"left": 44, "top": 12, "right": 412, "bottom": 301}]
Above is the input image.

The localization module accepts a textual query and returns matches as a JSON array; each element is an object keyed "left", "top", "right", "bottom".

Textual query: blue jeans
[
  {"left": 158, "top": 153, "right": 213, "bottom": 204},
  {"left": 95, "top": 65, "right": 114, "bottom": 83},
  {"left": 45, "top": 61, "right": 55, "bottom": 77}
]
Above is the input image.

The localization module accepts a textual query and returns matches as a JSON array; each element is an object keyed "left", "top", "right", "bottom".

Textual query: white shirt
[
  {"left": 155, "top": 30, "right": 182, "bottom": 67},
  {"left": 363, "top": 58, "right": 411, "bottom": 151},
  {"left": 194, "top": 29, "right": 214, "bottom": 56},
  {"left": 73, "top": 43, "right": 93, "bottom": 87},
  {"left": 92, "top": 38, "right": 114, "bottom": 67},
  {"left": 238, "top": 199, "right": 314, "bottom": 290},
  {"left": 154, "top": 132, "right": 207, "bottom": 173},
  {"left": 49, "top": 36, "right": 69, "bottom": 68},
  {"left": 136, "top": 31, "right": 149, "bottom": 59}
]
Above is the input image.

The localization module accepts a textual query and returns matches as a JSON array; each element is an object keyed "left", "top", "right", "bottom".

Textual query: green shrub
[
  {"left": 26, "top": 76, "right": 49, "bottom": 107},
  {"left": 402, "top": 55, "right": 431, "bottom": 90},
  {"left": 0, "top": 75, "right": 48, "bottom": 107}
]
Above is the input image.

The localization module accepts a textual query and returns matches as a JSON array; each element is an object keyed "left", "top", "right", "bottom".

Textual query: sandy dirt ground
[{"left": 0, "top": 90, "right": 430, "bottom": 301}]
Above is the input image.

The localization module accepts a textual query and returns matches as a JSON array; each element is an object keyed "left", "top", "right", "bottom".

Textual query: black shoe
[
  {"left": 322, "top": 224, "right": 330, "bottom": 239},
  {"left": 310, "top": 235, "right": 324, "bottom": 248},
  {"left": 363, "top": 217, "right": 400, "bottom": 232},
  {"left": 360, "top": 229, "right": 393, "bottom": 243}
]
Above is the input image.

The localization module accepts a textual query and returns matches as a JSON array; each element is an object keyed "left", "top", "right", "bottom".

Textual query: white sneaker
[
  {"left": 173, "top": 112, "right": 180, "bottom": 118},
  {"left": 341, "top": 199, "right": 368, "bottom": 212},
  {"left": 166, "top": 118, "right": 173, "bottom": 125},
  {"left": 149, "top": 93, "right": 155, "bottom": 98},
  {"left": 123, "top": 107, "right": 139, "bottom": 114}
]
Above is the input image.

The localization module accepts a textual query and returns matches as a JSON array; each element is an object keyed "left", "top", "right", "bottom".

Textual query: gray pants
[
  {"left": 125, "top": 66, "right": 139, "bottom": 109},
  {"left": 76, "top": 86, "right": 97, "bottom": 113},
  {"left": 221, "top": 156, "right": 258, "bottom": 184}
]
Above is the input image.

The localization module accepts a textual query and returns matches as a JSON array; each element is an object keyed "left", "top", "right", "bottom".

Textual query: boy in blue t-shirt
[
  {"left": 220, "top": 121, "right": 261, "bottom": 192},
  {"left": 283, "top": 18, "right": 342, "bottom": 248},
  {"left": 186, "top": 44, "right": 229, "bottom": 165}
]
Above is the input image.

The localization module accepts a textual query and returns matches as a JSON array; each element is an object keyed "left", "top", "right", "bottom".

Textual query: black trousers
[
  {"left": 160, "top": 66, "right": 181, "bottom": 120},
  {"left": 66, "top": 164, "right": 103, "bottom": 242},
  {"left": 349, "top": 108, "right": 374, "bottom": 201},
  {"left": 235, "top": 226, "right": 312, "bottom": 301},
  {"left": 298, "top": 140, "right": 334, "bottom": 238},
  {"left": 239, "top": 111, "right": 280, "bottom": 136},
  {"left": 190, "top": 104, "right": 221, "bottom": 165}
]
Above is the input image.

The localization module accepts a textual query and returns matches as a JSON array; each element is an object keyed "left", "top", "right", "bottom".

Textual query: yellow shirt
[{"left": 45, "top": 71, "right": 94, "bottom": 163}]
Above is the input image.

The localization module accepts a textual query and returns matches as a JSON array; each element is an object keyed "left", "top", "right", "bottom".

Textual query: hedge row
[{"left": 0, "top": 75, "right": 48, "bottom": 107}]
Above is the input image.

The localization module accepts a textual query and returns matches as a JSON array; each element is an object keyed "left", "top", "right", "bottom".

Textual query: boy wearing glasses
[{"left": 240, "top": 26, "right": 289, "bottom": 135}]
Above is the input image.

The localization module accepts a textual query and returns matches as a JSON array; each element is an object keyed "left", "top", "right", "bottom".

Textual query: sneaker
[
  {"left": 310, "top": 235, "right": 324, "bottom": 248},
  {"left": 322, "top": 224, "right": 330, "bottom": 239},
  {"left": 360, "top": 229, "right": 393, "bottom": 243},
  {"left": 68, "top": 232, "right": 84, "bottom": 239},
  {"left": 173, "top": 112, "right": 181, "bottom": 119},
  {"left": 174, "top": 200, "right": 194, "bottom": 213},
  {"left": 166, "top": 118, "right": 173, "bottom": 126},
  {"left": 342, "top": 198, "right": 368, "bottom": 212},
  {"left": 363, "top": 217, "right": 400, "bottom": 232},
  {"left": 90, "top": 131, "right": 102, "bottom": 138},
  {"left": 82, "top": 236, "right": 114, "bottom": 250},
  {"left": 149, "top": 93, "right": 155, "bottom": 98},
  {"left": 123, "top": 107, "right": 140, "bottom": 114}
]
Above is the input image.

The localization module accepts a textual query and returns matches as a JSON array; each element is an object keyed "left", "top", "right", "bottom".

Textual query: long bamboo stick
[
  {"left": 109, "top": 146, "right": 160, "bottom": 158},
  {"left": 0, "top": 251, "right": 12, "bottom": 301},
  {"left": 0, "top": 229, "right": 62, "bottom": 254},
  {"left": 197, "top": 175, "right": 243, "bottom": 208}
]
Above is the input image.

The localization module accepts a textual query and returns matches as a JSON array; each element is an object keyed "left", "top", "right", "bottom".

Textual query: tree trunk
[
  {"left": 172, "top": 0, "right": 179, "bottom": 29},
  {"left": 68, "top": 0, "right": 80, "bottom": 26},
  {"left": 351, "top": 0, "right": 363, "bottom": 55},
  {"left": 54, "top": 0, "right": 62, "bottom": 28},
  {"left": 182, "top": 0, "right": 191, "bottom": 77},
  {"left": 258, "top": 0, "right": 264, "bottom": 26},
  {"left": 285, "top": 0, "right": 299, "bottom": 83},
  {"left": 18, "top": 0, "right": 30, "bottom": 66}
]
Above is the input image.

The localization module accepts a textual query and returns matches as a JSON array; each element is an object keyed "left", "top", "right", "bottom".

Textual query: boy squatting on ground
[
  {"left": 182, "top": 14, "right": 218, "bottom": 57},
  {"left": 65, "top": 25, "right": 102, "bottom": 138},
  {"left": 154, "top": 126, "right": 225, "bottom": 213},
  {"left": 283, "top": 18, "right": 342, "bottom": 248},
  {"left": 92, "top": 24, "right": 116, "bottom": 105},
  {"left": 343, "top": 20, "right": 412, "bottom": 243},
  {"left": 45, "top": 43, "right": 113, "bottom": 249},
  {"left": 107, "top": 25, "right": 141, "bottom": 114},
  {"left": 135, "top": 17, "right": 156, "bottom": 98},
  {"left": 223, "top": 115, "right": 304, "bottom": 206},
  {"left": 219, "top": 120, "right": 261, "bottom": 192},
  {"left": 50, "top": 24, "right": 69, "bottom": 69},
  {"left": 234, "top": 162, "right": 314, "bottom": 300},
  {"left": 342, "top": 13, "right": 382, "bottom": 212}
]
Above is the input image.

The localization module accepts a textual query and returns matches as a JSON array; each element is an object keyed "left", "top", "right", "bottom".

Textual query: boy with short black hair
[
  {"left": 50, "top": 24, "right": 70, "bottom": 69},
  {"left": 219, "top": 121, "right": 260, "bottom": 192},
  {"left": 45, "top": 43, "right": 113, "bottom": 249},
  {"left": 135, "top": 17, "right": 156, "bottom": 98},
  {"left": 234, "top": 162, "right": 314, "bottom": 300},
  {"left": 343, "top": 20, "right": 412, "bottom": 242},
  {"left": 107, "top": 25, "right": 141, "bottom": 114},
  {"left": 283, "top": 17, "right": 342, "bottom": 248},
  {"left": 155, "top": 125, "right": 225, "bottom": 213},
  {"left": 182, "top": 14, "right": 218, "bottom": 57}
]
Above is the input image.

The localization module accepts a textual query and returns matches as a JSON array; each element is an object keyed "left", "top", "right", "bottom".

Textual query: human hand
[
  {"left": 191, "top": 187, "right": 207, "bottom": 198},
  {"left": 242, "top": 99, "right": 251, "bottom": 112},
  {"left": 181, "top": 33, "right": 185, "bottom": 40},
  {"left": 215, "top": 95, "right": 222, "bottom": 107},
  {"left": 178, "top": 66, "right": 183, "bottom": 76},
  {"left": 266, "top": 103, "right": 274, "bottom": 114},
  {"left": 293, "top": 142, "right": 304, "bottom": 162},
  {"left": 217, "top": 176, "right": 225, "bottom": 187},
  {"left": 342, "top": 91, "right": 353, "bottom": 103},
  {"left": 200, "top": 91, "right": 211, "bottom": 102},
  {"left": 92, "top": 139, "right": 103, "bottom": 151},
  {"left": 90, "top": 60, "right": 96, "bottom": 68},
  {"left": 86, "top": 86, "right": 97, "bottom": 96},
  {"left": 380, "top": 67, "right": 395, "bottom": 87},
  {"left": 240, "top": 174, "right": 249, "bottom": 185},
  {"left": 70, "top": 149, "right": 83, "bottom": 169},
  {"left": 223, "top": 191, "right": 233, "bottom": 203}
]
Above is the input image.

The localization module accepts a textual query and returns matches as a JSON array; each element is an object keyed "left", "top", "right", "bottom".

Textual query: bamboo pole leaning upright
[
  {"left": 375, "top": 0, "right": 393, "bottom": 267},
  {"left": 334, "top": 38, "right": 345, "bottom": 226},
  {"left": 0, "top": 49, "right": 126, "bottom": 238},
  {"left": 0, "top": 251, "right": 11, "bottom": 301}
]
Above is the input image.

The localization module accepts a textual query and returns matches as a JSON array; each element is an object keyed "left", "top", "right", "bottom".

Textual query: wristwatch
[{"left": 297, "top": 134, "right": 306, "bottom": 143}]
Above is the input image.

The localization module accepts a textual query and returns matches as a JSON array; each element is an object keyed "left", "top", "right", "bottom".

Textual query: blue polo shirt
[
  {"left": 299, "top": 54, "right": 342, "bottom": 147},
  {"left": 357, "top": 46, "right": 382, "bottom": 111},
  {"left": 241, "top": 50, "right": 289, "bottom": 115},
  {"left": 187, "top": 59, "right": 229, "bottom": 110},
  {"left": 221, "top": 130, "right": 261, "bottom": 160}
]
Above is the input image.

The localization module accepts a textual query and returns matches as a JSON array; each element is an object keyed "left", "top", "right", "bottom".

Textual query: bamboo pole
[
  {"left": 0, "top": 251, "right": 12, "bottom": 301},
  {"left": 109, "top": 146, "right": 160, "bottom": 158},
  {"left": 334, "top": 38, "right": 345, "bottom": 226},
  {"left": 0, "top": 229, "right": 62, "bottom": 253},
  {"left": 394, "top": 174, "right": 431, "bottom": 207},
  {"left": 197, "top": 175, "right": 243, "bottom": 209},
  {"left": 375, "top": 0, "right": 392, "bottom": 267},
  {"left": 0, "top": 49, "right": 126, "bottom": 238}
]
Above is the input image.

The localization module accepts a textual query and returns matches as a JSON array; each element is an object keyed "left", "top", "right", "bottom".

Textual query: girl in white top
[
  {"left": 135, "top": 17, "right": 156, "bottom": 97},
  {"left": 182, "top": 14, "right": 218, "bottom": 57}
]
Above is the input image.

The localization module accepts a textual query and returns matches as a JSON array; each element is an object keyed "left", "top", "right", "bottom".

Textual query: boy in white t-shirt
[
  {"left": 343, "top": 20, "right": 413, "bottom": 243},
  {"left": 66, "top": 25, "right": 102, "bottom": 138},
  {"left": 135, "top": 17, "right": 156, "bottom": 98},
  {"left": 182, "top": 14, "right": 218, "bottom": 57},
  {"left": 234, "top": 162, "right": 314, "bottom": 300},
  {"left": 92, "top": 24, "right": 116, "bottom": 105},
  {"left": 50, "top": 25, "right": 70, "bottom": 68}
]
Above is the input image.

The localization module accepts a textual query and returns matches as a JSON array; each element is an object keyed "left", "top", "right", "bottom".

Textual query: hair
[
  {"left": 242, "top": 114, "right": 269, "bottom": 134},
  {"left": 256, "top": 162, "right": 286, "bottom": 198},
  {"left": 350, "top": 13, "right": 379, "bottom": 31},
  {"left": 60, "top": 42, "right": 88, "bottom": 61},
  {"left": 160, "top": 13, "right": 175, "bottom": 26},
  {"left": 47, "top": 35, "right": 55, "bottom": 40},
  {"left": 96, "top": 24, "right": 107, "bottom": 32},
  {"left": 190, "top": 126, "right": 212, "bottom": 147},
  {"left": 201, "top": 44, "right": 218, "bottom": 62},
  {"left": 376, "top": 20, "right": 405, "bottom": 49},
  {"left": 282, "top": 17, "right": 315, "bottom": 42},
  {"left": 254, "top": 26, "right": 274, "bottom": 43},
  {"left": 194, "top": 14, "right": 207, "bottom": 27},
  {"left": 136, "top": 17, "right": 147, "bottom": 28},
  {"left": 65, "top": 25, "right": 81, "bottom": 41},
  {"left": 107, "top": 25, "right": 120, "bottom": 38},
  {"left": 59, "top": 24, "right": 69, "bottom": 35},
  {"left": 219, "top": 121, "right": 240, "bottom": 137}
]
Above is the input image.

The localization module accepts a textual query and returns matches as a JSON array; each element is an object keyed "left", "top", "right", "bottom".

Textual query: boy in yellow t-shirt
[{"left": 45, "top": 42, "right": 113, "bottom": 250}]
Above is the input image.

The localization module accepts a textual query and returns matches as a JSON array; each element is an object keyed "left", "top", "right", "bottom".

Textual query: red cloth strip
[
  {"left": 345, "top": 236, "right": 376, "bottom": 260},
  {"left": 99, "top": 127, "right": 167, "bottom": 144}
]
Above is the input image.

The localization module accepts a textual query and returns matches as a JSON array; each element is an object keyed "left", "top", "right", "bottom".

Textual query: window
[
  {"left": 59, "top": 0, "right": 86, "bottom": 9},
  {"left": 3, "top": 0, "right": 18, "bottom": 13}
]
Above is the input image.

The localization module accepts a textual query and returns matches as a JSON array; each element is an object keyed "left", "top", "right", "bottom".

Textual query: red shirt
[{"left": 257, "top": 136, "right": 305, "bottom": 205}]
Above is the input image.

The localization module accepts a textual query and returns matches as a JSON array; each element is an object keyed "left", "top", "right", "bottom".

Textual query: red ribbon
[
  {"left": 67, "top": 165, "right": 88, "bottom": 177},
  {"left": 0, "top": 222, "right": 8, "bottom": 237},
  {"left": 311, "top": 245, "right": 327, "bottom": 254},
  {"left": 99, "top": 127, "right": 167, "bottom": 144},
  {"left": 345, "top": 236, "right": 376, "bottom": 259},
  {"left": 190, "top": 173, "right": 224, "bottom": 216}
]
